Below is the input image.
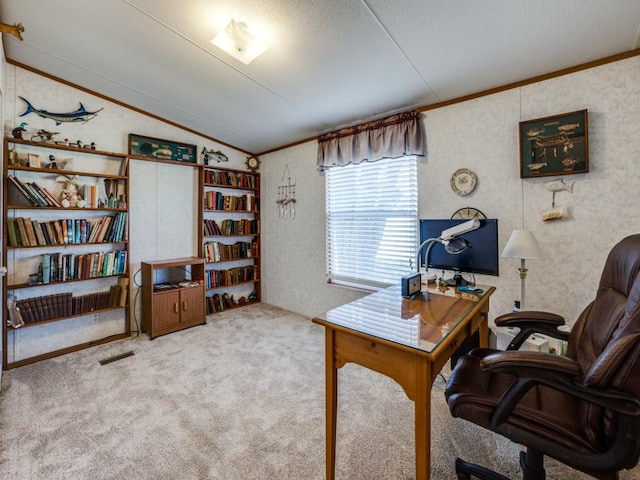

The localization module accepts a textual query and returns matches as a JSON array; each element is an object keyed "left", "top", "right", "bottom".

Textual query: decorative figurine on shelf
[
  {"left": 46, "top": 154, "right": 70, "bottom": 170},
  {"left": 57, "top": 175, "right": 86, "bottom": 208},
  {"left": 31, "top": 129, "right": 58, "bottom": 143},
  {"left": 8, "top": 146, "right": 19, "bottom": 165},
  {"left": 11, "top": 122, "right": 27, "bottom": 139}
]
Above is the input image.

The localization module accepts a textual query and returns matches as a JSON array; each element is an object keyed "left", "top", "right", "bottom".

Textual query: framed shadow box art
[
  {"left": 519, "top": 109, "right": 588, "bottom": 179},
  {"left": 128, "top": 134, "right": 197, "bottom": 164}
]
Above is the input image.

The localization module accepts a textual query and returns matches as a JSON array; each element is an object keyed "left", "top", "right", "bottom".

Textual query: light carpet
[{"left": 0, "top": 303, "right": 638, "bottom": 479}]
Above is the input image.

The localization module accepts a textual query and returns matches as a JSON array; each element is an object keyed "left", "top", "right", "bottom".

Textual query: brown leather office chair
[{"left": 445, "top": 234, "right": 640, "bottom": 480}]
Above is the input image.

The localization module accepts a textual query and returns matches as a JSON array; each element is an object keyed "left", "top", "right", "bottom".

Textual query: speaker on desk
[{"left": 450, "top": 329, "right": 496, "bottom": 370}]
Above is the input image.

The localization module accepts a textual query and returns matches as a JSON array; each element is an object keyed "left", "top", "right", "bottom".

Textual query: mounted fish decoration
[
  {"left": 201, "top": 147, "right": 228, "bottom": 164},
  {"left": 544, "top": 178, "right": 574, "bottom": 193},
  {"left": 542, "top": 178, "right": 575, "bottom": 222},
  {"left": 18, "top": 96, "right": 103, "bottom": 125}
]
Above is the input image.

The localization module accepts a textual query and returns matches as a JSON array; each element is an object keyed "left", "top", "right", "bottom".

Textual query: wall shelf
[{"left": 2, "top": 137, "right": 131, "bottom": 369}]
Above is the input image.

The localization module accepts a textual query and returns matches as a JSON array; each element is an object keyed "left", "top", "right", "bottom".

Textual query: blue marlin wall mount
[{"left": 18, "top": 96, "right": 103, "bottom": 125}]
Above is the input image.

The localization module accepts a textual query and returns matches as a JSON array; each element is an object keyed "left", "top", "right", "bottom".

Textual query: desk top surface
[{"left": 313, "top": 283, "right": 494, "bottom": 354}]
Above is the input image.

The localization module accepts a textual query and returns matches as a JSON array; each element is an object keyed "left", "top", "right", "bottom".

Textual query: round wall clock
[
  {"left": 450, "top": 168, "right": 477, "bottom": 196},
  {"left": 246, "top": 156, "right": 260, "bottom": 172},
  {"left": 451, "top": 207, "right": 487, "bottom": 220}
]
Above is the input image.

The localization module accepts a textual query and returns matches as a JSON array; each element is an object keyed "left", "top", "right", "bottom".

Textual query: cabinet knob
[
  {"left": 173, "top": 302, "right": 179, "bottom": 313},
  {"left": 182, "top": 300, "right": 187, "bottom": 311}
]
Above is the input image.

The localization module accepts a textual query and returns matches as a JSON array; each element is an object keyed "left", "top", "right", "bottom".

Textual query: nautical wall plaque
[
  {"left": 519, "top": 109, "right": 588, "bottom": 179},
  {"left": 128, "top": 133, "right": 197, "bottom": 164}
]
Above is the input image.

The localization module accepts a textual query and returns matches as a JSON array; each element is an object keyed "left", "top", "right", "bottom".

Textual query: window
[{"left": 326, "top": 156, "right": 418, "bottom": 290}]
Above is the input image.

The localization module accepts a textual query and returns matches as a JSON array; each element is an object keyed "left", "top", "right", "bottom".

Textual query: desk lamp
[
  {"left": 501, "top": 230, "right": 543, "bottom": 310},
  {"left": 416, "top": 219, "right": 481, "bottom": 275}
]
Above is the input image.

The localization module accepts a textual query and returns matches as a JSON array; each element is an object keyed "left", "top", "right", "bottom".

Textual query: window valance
[{"left": 316, "top": 111, "right": 426, "bottom": 171}]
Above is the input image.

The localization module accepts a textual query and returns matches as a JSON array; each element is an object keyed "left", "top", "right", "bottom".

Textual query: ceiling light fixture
[{"left": 211, "top": 19, "right": 268, "bottom": 65}]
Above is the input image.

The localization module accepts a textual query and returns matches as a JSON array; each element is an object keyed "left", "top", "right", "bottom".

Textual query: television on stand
[{"left": 418, "top": 218, "right": 499, "bottom": 286}]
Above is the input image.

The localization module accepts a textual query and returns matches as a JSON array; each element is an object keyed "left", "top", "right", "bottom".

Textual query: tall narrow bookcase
[
  {"left": 199, "top": 165, "right": 260, "bottom": 314},
  {"left": 2, "top": 137, "right": 130, "bottom": 369}
]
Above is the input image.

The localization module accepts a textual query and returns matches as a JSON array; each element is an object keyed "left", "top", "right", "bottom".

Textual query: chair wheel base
[{"left": 455, "top": 458, "right": 512, "bottom": 480}]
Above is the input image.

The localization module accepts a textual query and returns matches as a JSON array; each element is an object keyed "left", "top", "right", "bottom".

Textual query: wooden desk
[{"left": 312, "top": 283, "right": 494, "bottom": 480}]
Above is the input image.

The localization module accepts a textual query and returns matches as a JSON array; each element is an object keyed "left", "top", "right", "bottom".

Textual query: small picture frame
[
  {"left": 519, "top": 109, "right": 588, "bottom": 179},
  {"left": 27, "top": 153, "right": 41, "bottom": 168}
]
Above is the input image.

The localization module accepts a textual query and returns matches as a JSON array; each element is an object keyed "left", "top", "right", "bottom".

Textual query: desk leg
[
  {"left": 478, "top": 311, "right": 489, "bottom": 348},
  {"left": 325, "top": 329, "right": 338, "bottom": 480},
  {"left": 415, "top": 357, "right": 432, "bottom": 480}
]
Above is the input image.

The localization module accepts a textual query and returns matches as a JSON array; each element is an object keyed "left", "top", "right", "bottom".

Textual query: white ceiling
[{"left": 1, "top": 0, "right": 639, "bottom": 155}]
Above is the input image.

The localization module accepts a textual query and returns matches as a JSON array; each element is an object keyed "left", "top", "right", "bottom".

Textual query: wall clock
[
  {"left": 246, "top": 155, "right": 260, "bottom": 172},
  {"left": 450, "top": 168, "right": 477, "bottom": 196},
  {"left": 451, "top": 207, "right": 487, "bottom": 220}
]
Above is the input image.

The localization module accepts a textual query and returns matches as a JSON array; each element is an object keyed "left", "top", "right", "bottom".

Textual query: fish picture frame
[
  {"left": 519, "top": 109, "right": 588, "bottom": 179},
  {"left": 128, "top": 133, "right": 197, "bottom": 164}
]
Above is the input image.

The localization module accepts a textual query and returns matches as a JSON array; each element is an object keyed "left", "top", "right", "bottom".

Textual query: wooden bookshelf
[
  {"left": 2, "top": 137, "right": 130, "bottom": 369},
  {"left": 199, "top": 165, "right": 260, "bottom": 314}
]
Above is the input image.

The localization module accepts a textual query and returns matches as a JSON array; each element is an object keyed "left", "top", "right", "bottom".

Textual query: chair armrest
[
  {"left": 495, "top": 310, "right": 565, "bottom": 327},
  {"left": 479, "top": 351, "right": 640, "bottom": 428},
  {"left": 495, "top": 311, "right": 569, "bottom": 350},
  {"left": 481, "top": 350, "right": 581, "bottom": 376}
]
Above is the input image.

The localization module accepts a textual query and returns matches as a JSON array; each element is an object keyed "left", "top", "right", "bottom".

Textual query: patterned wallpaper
[{"left": 261, "top": 55, "right": 640, "bottom": 325}]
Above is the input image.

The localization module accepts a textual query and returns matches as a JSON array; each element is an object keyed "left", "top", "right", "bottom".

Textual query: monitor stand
[{"left": 444, "top": 272, "right": 471, "bottom": 286}]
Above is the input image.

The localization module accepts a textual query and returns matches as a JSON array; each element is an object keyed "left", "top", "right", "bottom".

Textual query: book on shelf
[
  {"left": 23, "top": 182, "right": 48, "bottom": 206},
  {"left": 6, "top": 219, "right": 19, "bottom": 247},
  {"left": 39, "top": 221, "right": 52, "bottom": 245},
  {"left": 117, "top": 276, "right": 129, "bottom": 306},
  {"left": 8, "top": 175, "right": 38, "bottom": 206},
  {"left": 31, "top": 219, "right": 47, "bottom": 246},
  {"left": 22, "top": 217, "right": 38, "bottom": 247},
  {"left": 41, "top": 186, "right": 63, "bottom": 207},
  {"left": 15, "top": 217, "right": 30, "bottom": 246},
  {"left": 30, "top": 182, "right": 60, "bottom": 207},
  {"left": 119, "top": 157, "right": 129, "bottom": 176}
]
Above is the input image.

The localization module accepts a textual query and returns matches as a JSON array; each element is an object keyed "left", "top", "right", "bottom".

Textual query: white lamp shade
[{"left": 501, "top": 230, "right": 543, "bottom": 259}]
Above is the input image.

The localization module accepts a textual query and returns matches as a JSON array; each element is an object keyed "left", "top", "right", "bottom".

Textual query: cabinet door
[
  {"left": 153, "top": 290, "right": 181, "bottom": 329},
  {"left": 180, "top": 286, "right": 204, "bottom": 323}
]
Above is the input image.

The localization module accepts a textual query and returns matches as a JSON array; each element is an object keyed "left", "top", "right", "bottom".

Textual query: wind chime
[{"left": 276, "top": 164, "right": 296, "bottom": 219}]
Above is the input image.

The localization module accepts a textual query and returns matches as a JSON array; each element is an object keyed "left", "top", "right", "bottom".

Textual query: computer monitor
[{"left": 419, "top": 218, "right": 499, "bottom": 285}]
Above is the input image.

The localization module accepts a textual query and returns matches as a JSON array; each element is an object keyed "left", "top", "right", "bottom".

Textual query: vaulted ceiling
[{"left": 2, "top": 0, "right": 639, "bottom": 154}]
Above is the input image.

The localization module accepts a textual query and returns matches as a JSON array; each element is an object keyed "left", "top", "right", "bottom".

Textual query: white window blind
[{"left": 326, "top": 156, "right": 418, "bottom": 290}]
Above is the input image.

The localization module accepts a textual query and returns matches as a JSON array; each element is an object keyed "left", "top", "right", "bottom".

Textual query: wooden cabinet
[
  {"left": 141, "top": 257, "right": 206, "bottom": 339},
  {"left": 199, "top": 165, "right": 260, "bottom": 314},
  {"left": 2, "top": 138, "right": 130, "bottom": 369}
]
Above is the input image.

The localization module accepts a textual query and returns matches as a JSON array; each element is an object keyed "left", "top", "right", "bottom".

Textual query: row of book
[
  {"left": 7, "top": 212, "right": 127, "bottom": 248},
  {"left": 204, "top": 170, "right": 257, "bottom": 189},
  {"left": 8, "top": 175, "right": 124, "bottom": 210},
  {"left": 37, "top": 250, "right": 127, "bottom": 284},
  {"left": 202, "top": 218, "right": 260, "bottom": 236},
  {"left": 205, "top": 265, "right": 258, "bottom": 289},
  {"left": 14, "top": 282, "right": 127, "bottom": 326},
  {"left": 205, "top": 290, "right": 257, "bottom": 315},
  {"left": 203, "top": 240, "right": 257, "bottom": 263},
  {"left": 8, "top": 175, "right": 62, "bottom": 207},
  {"left": 203, "top": 191, "right": 257, "bottom": 212}
]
